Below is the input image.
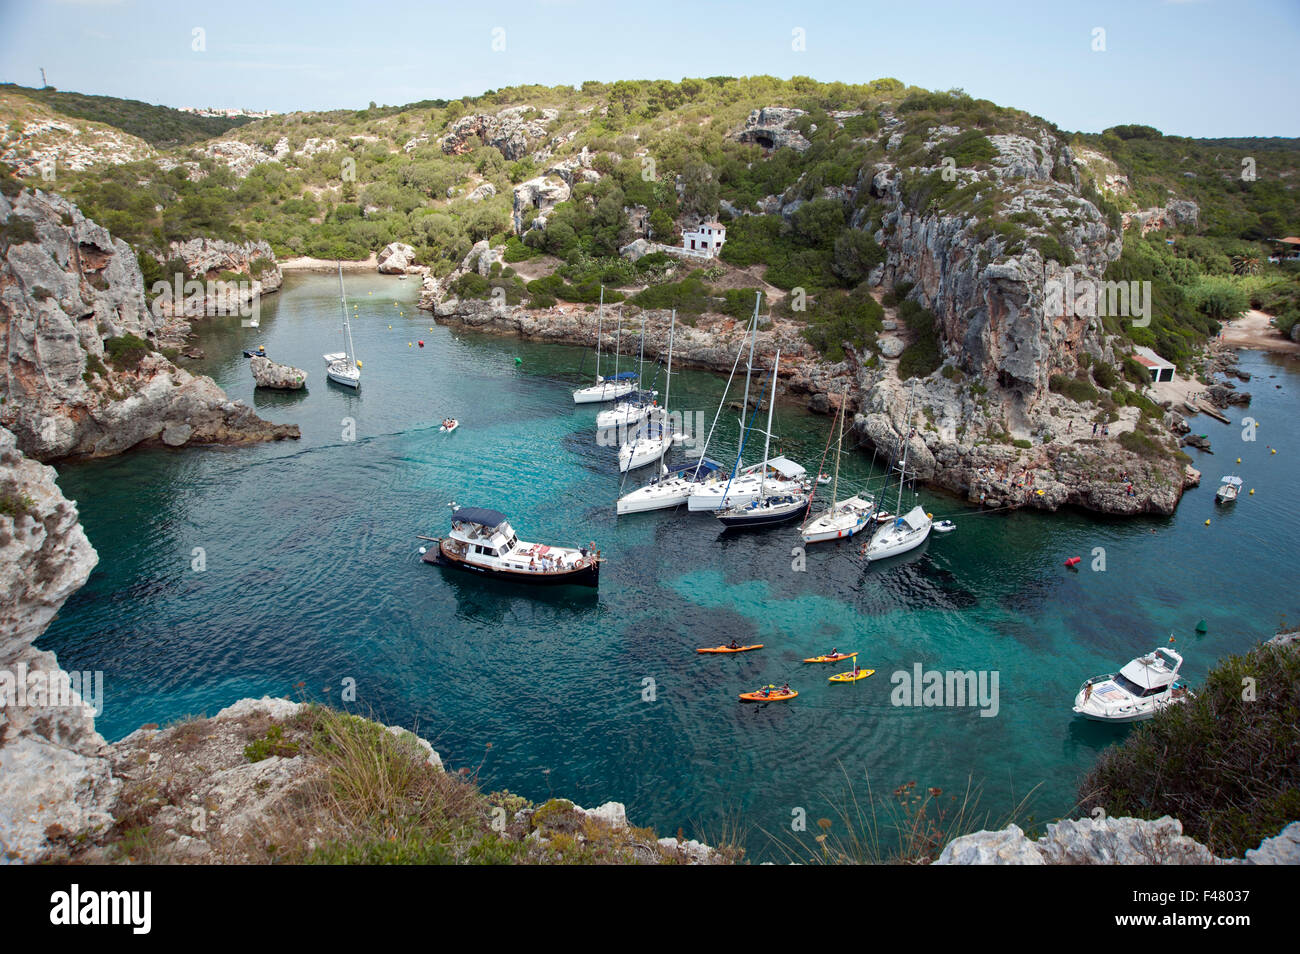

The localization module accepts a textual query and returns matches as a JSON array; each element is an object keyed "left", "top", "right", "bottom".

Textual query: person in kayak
[
  {"left": 828, "top": 647, "right": 839, "bottom": 658},
  {"left": 727, "top": 639, "right": 741, "bottom": 650}
]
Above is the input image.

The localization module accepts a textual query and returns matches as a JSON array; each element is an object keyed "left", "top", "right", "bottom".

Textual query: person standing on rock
[{"left": 1092, "top": 422, "right": 1098, "bottom": 436}]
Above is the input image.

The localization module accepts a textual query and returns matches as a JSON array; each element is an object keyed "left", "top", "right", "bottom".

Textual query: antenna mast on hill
[{"left": 40, "top": 68, "right": 47, "bottom": 88}]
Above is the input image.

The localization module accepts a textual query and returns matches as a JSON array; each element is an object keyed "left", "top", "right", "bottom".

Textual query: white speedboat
[
  {"left": 688, "top": 456, "right": 808, "bottom": 511},
  {"left": 1215, "top": 475, "right": 1242, "bottom": 504},
  {"left": 933, "top": 520, "right": 956, "bottom": 533},
  {"left": 1073, "top": 647, "right": 1192, "bottom": 723},
  {"left": 863, "top": 505, "right": 933, "bottom": 561},
  {"left": 440, "top": 419, "right": 459, "bottom": 433},
  {"left": 324, "top": 263, "right": 360, "bottom": 388}
]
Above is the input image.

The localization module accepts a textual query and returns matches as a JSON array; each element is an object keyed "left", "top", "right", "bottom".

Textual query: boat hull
[
  {"left": 423, "top": 547, "right": 599, "bottom": 588},
  {"left": 716, "top": 500, "right": 809, "bottom": 529},
  {"left": 573, "top": 382, "right": 637, "bottom": 404}
]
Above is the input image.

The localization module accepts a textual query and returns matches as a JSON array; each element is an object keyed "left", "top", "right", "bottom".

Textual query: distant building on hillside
[
  {"left": 681, "top": 222, "right": 726, "bottom": 258},
  {"left": 1267, "top": 237, "right": 1300, "bottom": 263},
  {"left": 1132, "top": 345, "right": 1176, "bottom": 383}
]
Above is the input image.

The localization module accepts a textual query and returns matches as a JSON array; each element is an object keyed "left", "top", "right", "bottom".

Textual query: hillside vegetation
[
  {"left": 3, "top": 76, "right": 1298, "bottom": 364},
  {"left": 1, "top": 83, "right": 252, "bottom": 147}
]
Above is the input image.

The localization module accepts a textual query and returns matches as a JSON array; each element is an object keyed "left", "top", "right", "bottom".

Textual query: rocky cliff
[
  {"left": 0, "top": 189, "right": 298, "bottom": 461},
  {"left": 0, "top": 427, "right": 117, "bottom": 861},
  {"left": 151, "top": 237, "right": 283, "bottom": 323}
]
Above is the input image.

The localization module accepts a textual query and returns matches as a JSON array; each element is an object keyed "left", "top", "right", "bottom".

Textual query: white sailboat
[
  {"left": 617, "top": 310, "right": 675, "bottom": 472},
  {"left": 800, "top": 388, "right": 876, "bottom": 544},
  {"left": 596, "top": 321, "right": 658, "bottom": 433},
  {"left": 716, "top": 351, "right": 812, "bottom": 529},
  {"left": 688, "top": 300, "right": 807, "bottom": 512},
  {"left": 616, "top": 302, "right": 754, "bottom": 515},
  {"left": 323, "top": 262, "right": 360, "bottom": 388},
  {"left": 863, "top": 382, "right": 932, "bottom": 561},
  {"left": 573, "top": 289, "right": 638, "bottom": 403}
]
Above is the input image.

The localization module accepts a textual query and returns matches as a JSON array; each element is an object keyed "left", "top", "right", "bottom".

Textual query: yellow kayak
[
  {"left": 803, "top": 651, "right": 858, "bottom": 664},
  {"left": 828, "top": 668, "right": 875, "bottom": 683}
]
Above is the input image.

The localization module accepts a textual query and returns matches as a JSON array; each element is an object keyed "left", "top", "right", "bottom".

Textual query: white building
[
  {"left": 1131, "top": 345, "right": 1176, "bottom": 383},
  {"left": 681, "top": 222, "right": 726, "bottom": 258}
]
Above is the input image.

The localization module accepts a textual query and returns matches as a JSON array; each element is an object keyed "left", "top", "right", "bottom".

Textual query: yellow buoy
[
  {"left": 355, "top": 360, "right": 362, "bottom": 368},
  {"left": 388, "top": 325, "right": 392, "bottom": 329},
  {"left": 1205, "top": 518, "right": 1211, "bottom": 525},
  {"left": 408, "top": 342, "right": 412, "bottom": 347},
  {"left": 1236, "top": 458, "right": 1241, "bottom": 464},
  {"left": 1249, "top": 488, "right": 1255, "bottom": 495},
  {"left": 1271, "top": 449, "right": 1277, "bottom": 454}
]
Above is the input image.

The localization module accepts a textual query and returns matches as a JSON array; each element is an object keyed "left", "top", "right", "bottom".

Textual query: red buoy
[
  {"left": 1064, "top": 556, "right": 1082, "bottom": 568},
  {"left": 418, "top": 340, "right": 424, "bottom": 347}
]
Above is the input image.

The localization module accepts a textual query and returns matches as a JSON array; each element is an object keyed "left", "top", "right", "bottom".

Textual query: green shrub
[
  {"left": 1118, "top": 428, "right": 1169, "bottom": 459},
  {"left": 1049, "top": 372, "right": 1099, "bottom": 404},
  {"left": 896, "top": 299, "right": 942, "bottom": 379},
  {"left": 104, "top": 333, "right": 152, "bottom": 372},
  {"left": 1, "top": 215, "right": 39, "bottom": 247},
  {"left": 244, "top": 724, "right": 300, "bottom": 762},
  {"left": 1092, "top": 362, "right": 1119, "bottom": 390}
]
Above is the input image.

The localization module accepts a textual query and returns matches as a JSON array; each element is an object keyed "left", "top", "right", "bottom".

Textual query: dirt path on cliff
[{"left": 1221, "top": 310, "right": 1299, "bottom": 353}]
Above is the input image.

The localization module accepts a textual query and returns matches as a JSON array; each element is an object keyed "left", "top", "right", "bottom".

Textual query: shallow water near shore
[{"left": 42, "top": 273, "right": 1299, "bottom": 858}]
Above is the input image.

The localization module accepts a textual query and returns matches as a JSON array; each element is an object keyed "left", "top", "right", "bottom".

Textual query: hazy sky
[{"left": 1, "top": 0, "right": 1297, "bottom": 137}]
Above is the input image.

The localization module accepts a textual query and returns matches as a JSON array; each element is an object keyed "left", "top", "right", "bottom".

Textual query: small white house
[
  {"left": 1131, "top": 345, "right": 1176, "bottom": 383},
  {"left": 681, "top": 222, "right": 726, "bottom": 258}
]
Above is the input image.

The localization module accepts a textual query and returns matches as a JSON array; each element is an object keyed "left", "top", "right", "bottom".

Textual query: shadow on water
[{"left": 433, "top": 564, "right": 600, "bottom": 622}]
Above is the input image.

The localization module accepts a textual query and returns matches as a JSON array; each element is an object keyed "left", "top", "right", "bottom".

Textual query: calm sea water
[{"left": 41, "top": 273, "right": 1299, "bottom": 856}]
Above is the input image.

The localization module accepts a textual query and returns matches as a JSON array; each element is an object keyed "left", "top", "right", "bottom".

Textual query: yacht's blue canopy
[
  {"left": 605, "top": 371, "right": 639, "bottom": 381},
  {"left": 451, "top": 507, "right": 507, "bottom": 528}
]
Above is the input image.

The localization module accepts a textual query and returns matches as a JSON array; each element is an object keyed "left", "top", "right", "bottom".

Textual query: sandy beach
[
  {"left": 1220, "top": 309, "right": 1299, "bottom": 353},
  {"left": 278, "top": 254, "right": 380, "bottom": 273}
]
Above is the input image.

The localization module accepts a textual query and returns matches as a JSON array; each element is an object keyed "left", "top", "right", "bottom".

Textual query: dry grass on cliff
[{"left": 760, "top": 765, "right": 1042, "bottom": 865}]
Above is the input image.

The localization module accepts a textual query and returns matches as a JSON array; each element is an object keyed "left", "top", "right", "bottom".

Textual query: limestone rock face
[
  {"left": 153, "top": 237, "right": 282, "bottom": 319},
  {"left": 513, "top": 176, "right": 571, "bottom": 234},
  {"left": 0, "top": 109, "right": 155, "bottom": 177},
  {"left": 936, "top": 814, "right": 1299, "bottom": 865},
  {"left": 441, "top": 106, "right": 554, "bottom": 160},
  {"left": 1, "top": 189, "right": 299, "bottom": 461},
  {"left": 377, "top": 242, "right": 416, "bottom": 274},
  {"left": 0, "top": 427, "right": 117, "bottom": 862},
  {"left": 1123, "top": 199, "right": 1200, "bottom": 234},
  {"left": 735, "top": 107, "right": 812, "bottom": 152},
  {"left": 249, "top": 354, "right": 307, "bottom": 389}
]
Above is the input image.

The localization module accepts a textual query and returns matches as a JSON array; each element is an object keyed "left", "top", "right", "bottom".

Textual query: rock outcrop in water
[
  {"left": 249, "top": 354, "right": 307, "bottom": 390},
  {"left": 0, "top": 189, "right": 299, "bottom": 461},
  {"left": 0, "top": 427, "right": 117, "bottom": 862},
  {"left": 151, "top": 237, "right": 282, "bottom": 322}
]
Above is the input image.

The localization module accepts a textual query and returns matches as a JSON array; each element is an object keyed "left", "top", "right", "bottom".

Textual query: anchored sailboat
[
  {"left": 716, "top": 350, "right": 812, "bottom": 529},
  {"left": 618, "top": 310, "right": 676, "bottom": 472},
  {"left": 573, "top": 289, "right": 638, "bottom": 403},
  {"left": 863, "top": 381, "right": 932, "bottom": 561},
  {"left": 689, "top": 297, "right": 807, "bottom": 512},
  {"left": 800, "top": 388, "right": 877, "bottom": 543},
  {"left": 323, "top": 262, "right": 360, "bottom": 388}
]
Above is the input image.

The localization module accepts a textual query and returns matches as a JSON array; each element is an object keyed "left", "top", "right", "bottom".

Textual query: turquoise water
[{"left": 42, "top": 273, "right": 1299, "bottom": 855}]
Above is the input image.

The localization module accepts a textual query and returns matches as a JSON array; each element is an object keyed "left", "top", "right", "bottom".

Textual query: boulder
[
  {"left": 377, "top": 242, "right": 416, "bottom": 274},
  {"left": 250, "top": 355, "right": 308, "bottom": 390},
  {"left": 735, "top": 107, "right": 812, "bottom": 152},
  {"left": 879, "top": 337, "right": 905, "bottom": 359}
]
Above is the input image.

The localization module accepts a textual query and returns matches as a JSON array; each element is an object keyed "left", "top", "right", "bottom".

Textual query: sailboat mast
[
  {"left": 613, "top": 305, "right": 622, "bottom": 385},
  {"left": 660, "top": 309, "right": 675, "bottom": 464},
  {"left": 831, "top": 385, "right": 846, "bottom": 505},
  {"left": 733, "top": 294, "right": 760, "bottom": 476},
  {"left": 759, "top": 351, "right": 780, "bottom": 498},
  {"left": 896, "top": 381, "right": 915, "bottom": 515},
  {"left": 594, "top": 286, "right": 603, "bottom": 382},
  {"left": 337, "top": 262, "right": 355, "bottom": 364}
]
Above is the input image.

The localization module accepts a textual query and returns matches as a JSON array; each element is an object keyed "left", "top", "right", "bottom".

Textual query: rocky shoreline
[{"left": 1, "top": 189, "right": 298, "bottom": 461}]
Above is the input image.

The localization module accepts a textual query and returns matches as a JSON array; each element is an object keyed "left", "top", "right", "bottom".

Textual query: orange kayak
[
  {"left": 803, "top": 651, "right": 858, "bottom": 664},
  {"left": 829, "top": 668, "right": 875, "bottom": 683},
  {"left": 697, "top": 644, "right": 764, "bottom": 654},
  {"left": 739, "top": 685, "right": 798, "bottom": 702}
]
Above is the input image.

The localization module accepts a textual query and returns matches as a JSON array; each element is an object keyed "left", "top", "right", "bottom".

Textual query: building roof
[
  {"left": 1275, "top": 236, "right": 1300, "bottom": 245},
  {"left": 1132, "top": 345, "right": 1175, "bottom": 370}
]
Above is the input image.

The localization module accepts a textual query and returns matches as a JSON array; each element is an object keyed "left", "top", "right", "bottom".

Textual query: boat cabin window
[{"left": 1113, "top": 673, "right": 1146, "bottom": 697}]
